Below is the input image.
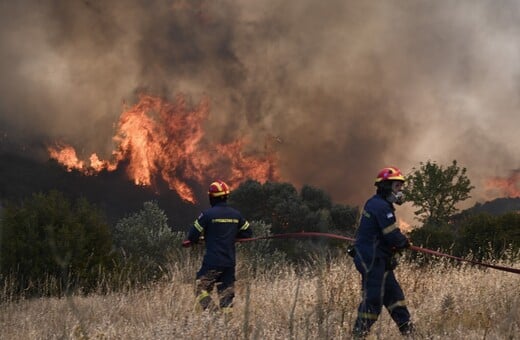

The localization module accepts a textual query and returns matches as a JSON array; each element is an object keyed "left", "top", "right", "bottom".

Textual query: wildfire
[
  {"left": 398, "top": 218, "right": 413, "bottom": 233},
  {"left": 48, "top": 145, "right": 84, "bottom": 172},
  {"left": 485, "top": 170, "right": 520, "bottom": 198},
  {"left": 48, "top": 94, "right": 278, "bottom": 203}
]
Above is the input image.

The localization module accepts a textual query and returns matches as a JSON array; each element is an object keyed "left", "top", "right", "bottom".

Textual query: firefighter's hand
[
  {"left": 392, "top": 239, "right": 411, "bottom": 253},
  {"left": 182, "top": 240, "right": 192, "bottom": 248}
]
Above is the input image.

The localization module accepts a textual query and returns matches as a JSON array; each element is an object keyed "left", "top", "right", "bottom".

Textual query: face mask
[{"left": 388, "top": 191, "right": 405, "bottom": 205}]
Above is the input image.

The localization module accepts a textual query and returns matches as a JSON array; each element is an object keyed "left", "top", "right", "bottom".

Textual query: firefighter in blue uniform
[
  {"left": 352, "top": 167, "right": 414, "bottom": 338},
  {"left": 182, "top": 180, "right": 252, "bottom": 312}
]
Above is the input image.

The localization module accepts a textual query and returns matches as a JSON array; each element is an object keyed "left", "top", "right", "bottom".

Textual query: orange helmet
[
  {"left": 374, "top": 167, "right": 405, "bottom": 184},
  {"left": 208, "top": 180, "right": 231, "bottom": 197}
]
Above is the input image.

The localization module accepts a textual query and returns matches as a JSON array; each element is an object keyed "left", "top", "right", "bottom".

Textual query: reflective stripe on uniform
[
  {"left": 387, "top": 300, "right": 407, "bottom": 312},
  {"left": 194, "top": 220, "right": 204, "bottom": 233},
  {"left": 358, "top": 312, "right": 379, "bottom": 320},
  {"left": 212, "top": 218, "right": 239, "bottom": 223},
  {"left": 196, "top": 290, "right": 210, "bottom": 304},
  {"left": 240, "top": 221, "right": 250, "bottom": 231},
  {"left": 382, "top": 223, "right": 398, "bottom": 235},
  {"left": 221, "top": 307, "right": 233, "bottom": 314},
  {"left": 362, "top": 210, "right": 371, "bottom": 218}
]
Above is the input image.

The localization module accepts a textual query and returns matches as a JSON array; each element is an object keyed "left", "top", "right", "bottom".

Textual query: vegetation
[
  {"left": 0, "top": 250, "right": 518, "bottom": 339},
  {"left": 410, "top": 211, "right": 520, "bottom": 259},
  {"left": 404, "top": 160, "right": 474, "bottom": 226},
  {"left": 113, "top": 201, "right": 184, "bottom": 279},
  {"left": 229, "top": 180, "right": 359, "bottom": 261},
  {"left": 457, "top": 212, "right": 520, "bottom": 259},
  {"left": 0, "top": 158, "right": 520, "bottom": 338},
  {"left": 0, "top": 190, "right": 113, "bottom": 296},
  {"left": 0, "top": 159, "right": 519, "bottom": 301},
  {"left": 229, "top": 180, "right": 358, "bottom": 234}
]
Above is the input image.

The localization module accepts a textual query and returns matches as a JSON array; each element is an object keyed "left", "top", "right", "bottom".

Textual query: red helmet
[
  {"left": 375, "top": 167, "right": 405, "bottom": 184},
  {"left": 208, "top": 180, "right": 231, "bottom": 197}
]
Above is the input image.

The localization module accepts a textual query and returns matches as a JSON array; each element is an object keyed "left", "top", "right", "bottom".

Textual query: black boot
[
  {"left": 399, "top": 321, "right": 414, "bottom": 337},
  {"left": 352, "top": 327, "right": 369, "bottom": 340}
]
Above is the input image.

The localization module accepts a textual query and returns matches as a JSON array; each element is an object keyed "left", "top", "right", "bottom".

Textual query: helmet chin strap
[{"left": 387, "top": 191, "right": 405, "bottom": 205}]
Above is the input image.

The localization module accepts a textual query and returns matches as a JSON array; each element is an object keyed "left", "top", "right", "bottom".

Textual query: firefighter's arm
[
  {"left": 382, "top": 224, "right": 411, "bottom": 250},
  {"left": 182, "top": 217, "right": 205, "bottom": 247},
  {"left": 236, "top": 219, "right": 252, "bottom": 239},
  {"left": 376, "top": 211, "right": 410, "bottom": 250}
]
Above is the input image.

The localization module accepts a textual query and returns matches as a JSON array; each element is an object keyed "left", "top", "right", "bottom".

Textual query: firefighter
[
  {"left": 182, "top": 180, "right": 252, "bottom": 313},
  {"left": 351, "top": 167, "right": 414, "bottom": 338}
]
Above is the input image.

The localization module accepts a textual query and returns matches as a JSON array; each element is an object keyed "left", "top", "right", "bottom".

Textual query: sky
[{"left": 1, "top": 0, "right": 519, "bottom": 223}]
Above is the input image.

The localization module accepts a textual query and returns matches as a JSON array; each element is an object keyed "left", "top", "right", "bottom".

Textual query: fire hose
[
  {"left": 183, "top": 232, "right": 520, "bottom": 274},
  {"left": 233, "top": 232, "right": 520, "bottom": 275}
]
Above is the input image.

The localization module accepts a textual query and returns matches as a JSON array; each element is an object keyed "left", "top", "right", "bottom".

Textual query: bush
[
  {"left": 456, "top": 212, "right": 520, "bottom": 260},
  {"left": 113, "top": 201, "right": 182, "bottom": 279},
  {"left": 410, "top": 223, "right": 456, "bottom": 252},
  {"left": 238, "top": 220, "right": 287, "bottom": 276},
  {"left": 229, "top": 181, "right": 358, "bottom": 262},
  {"left": 0, "top": 191, "right": 113, "bottom": 296},
  {"left": 410, "top": 212, "right": 520, "bottom": 261}
]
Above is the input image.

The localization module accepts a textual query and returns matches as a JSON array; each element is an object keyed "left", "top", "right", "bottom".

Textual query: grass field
[{"left": 1, "top": 250, "right": 519, "bottom": 339}]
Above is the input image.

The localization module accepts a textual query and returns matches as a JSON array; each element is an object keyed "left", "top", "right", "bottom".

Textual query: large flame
[
  {"left": 48, "top": 94, "right": 278, "bottom": 203},
  {"left": 485, "top": 170, "right": 520, "bottom": 198}
]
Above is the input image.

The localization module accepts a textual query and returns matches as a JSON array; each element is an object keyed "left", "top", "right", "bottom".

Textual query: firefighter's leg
[
  {"left": 383, "top": 270, "right": 413, "bottom": 335},
  {"left": 195, "top": 268, "right": 220, "bottom": 312},
  {"left": 216, "top": 267, "right": 235, "bottom": 313},
  {"left": 352, "top": 256, "right": 385, "bottom": 338}
]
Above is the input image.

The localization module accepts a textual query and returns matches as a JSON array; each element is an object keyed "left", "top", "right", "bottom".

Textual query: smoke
[{"left": 1, "top": 0, "right": 519, "bottom": 209}]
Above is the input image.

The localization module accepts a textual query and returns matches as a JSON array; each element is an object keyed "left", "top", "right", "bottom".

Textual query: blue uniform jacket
[
  {"left": 187, "top": 202, "right": 252, "bottom": 268},
  {"left": 354, "top": 194, "right": 409, "bottom": 261}
]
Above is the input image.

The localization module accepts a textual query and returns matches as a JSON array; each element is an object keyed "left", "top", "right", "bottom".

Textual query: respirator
[{"left": 388, "top": 191, "right": 405, "bottom": 205}]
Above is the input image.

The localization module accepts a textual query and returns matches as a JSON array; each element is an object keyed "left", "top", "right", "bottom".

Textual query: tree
[
  {"left": 404, "top": 160, "right": 474, "bottom": 226},
  {"left": 329, "top": 204, "right": 359, "bottom": 233},
  {"left": 300, "top": 185, "right": 332, "bottom": 211}
]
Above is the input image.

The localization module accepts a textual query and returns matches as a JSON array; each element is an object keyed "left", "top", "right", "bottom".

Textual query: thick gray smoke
[{"left": 1, "top": 0, "right": 519, "bottom": 212}]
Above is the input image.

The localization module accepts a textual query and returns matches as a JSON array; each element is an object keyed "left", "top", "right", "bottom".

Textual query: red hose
[{"left": 237, "top": 232, "right": 520, "bottom": 275}]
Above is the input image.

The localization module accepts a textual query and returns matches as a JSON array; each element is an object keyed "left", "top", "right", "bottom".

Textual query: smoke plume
[{"left": 1, "top": 0, "right": 519, "bottom": 211}]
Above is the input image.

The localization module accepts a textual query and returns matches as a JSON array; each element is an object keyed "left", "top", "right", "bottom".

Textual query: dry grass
[{"left": 1, "top": 252, "right": 519, "bottom": 340}]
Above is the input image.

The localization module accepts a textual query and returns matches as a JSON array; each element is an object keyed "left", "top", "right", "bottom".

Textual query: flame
[
  {"left": 48, "top": 145, "right": 84, "bottom": 172},
  {"left": 485, "top": 170, "right": 520, "bottom": 198},
  {"left": 398, "top": 218, "right": 412, "bottom": 233},
  {"left": 48, "top": 94, "right": 279, "bottom": 203}
]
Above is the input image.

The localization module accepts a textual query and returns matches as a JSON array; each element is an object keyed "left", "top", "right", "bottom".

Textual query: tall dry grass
[{"left": 0, "top": 250, "right": 519, "bottom": 339}]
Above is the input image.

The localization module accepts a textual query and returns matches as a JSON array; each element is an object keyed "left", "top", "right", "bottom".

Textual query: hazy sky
[{"left": 1, "top": 0, "right": 519, "bottom": 219}]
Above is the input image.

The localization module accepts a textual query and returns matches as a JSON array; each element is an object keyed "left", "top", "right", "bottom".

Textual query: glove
[
  {"left": 396, "top": 238, "right": 411, "bottom": 250},
  {"left": 182, "top": 240, "right": 192, "bottom": 248},
  {"left": 391, "top": 239, "right": 411, "bottom": 255},
  {"left": 346, "top": 245, "right": 356, "bottom": 258}
]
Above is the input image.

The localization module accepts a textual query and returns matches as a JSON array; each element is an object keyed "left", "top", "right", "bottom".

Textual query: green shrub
[
  {"left": 0, "top": 191, "right": 113, "bottom": 296},
  {"left": 456, "top": 212, "right": 520, "bottom": 260},
  {"left": 113, "top": 201, "right": 181, "bottom": 279},
  {"left": 238, "top": 220, "right": 287, "bottom": 276},
  {"left": 229, "top": 180, "right": 358, "bottom": 261},
  {"left": 410, "top": 223, "right": 456, "bottom": 252}
]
